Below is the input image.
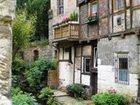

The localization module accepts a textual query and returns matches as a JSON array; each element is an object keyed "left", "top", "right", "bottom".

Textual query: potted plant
[{"left": 69, "top": 11, "right": 78, "bottom": 21}]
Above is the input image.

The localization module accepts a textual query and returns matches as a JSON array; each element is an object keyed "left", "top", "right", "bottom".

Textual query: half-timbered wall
[{"left": 79, "top": 1, "right": 98, "bottom": 40}]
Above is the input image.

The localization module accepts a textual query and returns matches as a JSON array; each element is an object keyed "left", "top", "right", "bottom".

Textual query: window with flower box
[{"left": 86, "top": 1, "right": 98, "bottom": 24}]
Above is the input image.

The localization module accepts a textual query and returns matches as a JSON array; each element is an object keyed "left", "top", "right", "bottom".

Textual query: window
[
  {"left": 133, "top": 0, "right": 140, "bottom": 6},
  {"left": 82, "top": 57, "right": 91, "bottom": 73},
  {"left": 115, "top": 54, "right": 129, "bottom": 84},
  {"left": 94, "top": 47, "right": 98, "bottom": 68},
  {"left": 57, "top": 0, "right": 64, "bottom": 15},
  {"left": 114, "top": 0, "right": 124, "bottom": 11},
  {"left": 118, "top": 58, "right": 128, "bottom": 82},
  {"left": 91, "top": 3, "right": 97, "bottom": 14}
]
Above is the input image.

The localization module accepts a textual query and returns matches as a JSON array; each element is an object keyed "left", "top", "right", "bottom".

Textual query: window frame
[
  {"left": 82, "top": 56, "right": 91, "bottom": 74},
  {"left": 113, "top": 0, "right": 125, "bottom": 13},
  {"left": 88, "top": 1, "right": 98, "bottom": 16},
  {"left": 115, "top": 54, "right": 129, "bottom": 85},
  {"left": 57, "top": 0, "right": 64, "bottom": 15}
]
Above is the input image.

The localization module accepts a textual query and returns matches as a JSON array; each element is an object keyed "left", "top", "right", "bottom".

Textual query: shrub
[
  {"left": 91, "top": 90, "right": 128, "bottom": 105},
  {"left": 12, "top": 88, "right": 37, "bottom": 105},
  {"left": 39, "top": 87, "right": 57, "bottom": 105},
  {"left": 25, "top": 57, "right": 57, "bottom": 90},
  {"left": 66, "top": 84, "right": 85, "bottom": 98},
  {"left": 12, "top": 58, "right": 29, "bottom": 89}
]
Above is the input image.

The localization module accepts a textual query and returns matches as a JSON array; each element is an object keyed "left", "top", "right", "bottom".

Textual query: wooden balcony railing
[{"left": 53, "top": 21, "right": 79, "bottom": 41}]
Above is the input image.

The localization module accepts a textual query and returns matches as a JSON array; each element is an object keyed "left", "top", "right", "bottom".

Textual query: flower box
[{"left": 86, "top": 16, "right": 98, "bottom": 24}]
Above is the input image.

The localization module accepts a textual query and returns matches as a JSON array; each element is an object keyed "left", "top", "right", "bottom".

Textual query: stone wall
[
  {"left": 0, "top": 0, "right": 16, "bottom": 104},
  {"left": 98, "top": 35, "right": 140, "bottom": 97},
  {"left": 24, "top": 45, "right": 54, "bottom": 63}
]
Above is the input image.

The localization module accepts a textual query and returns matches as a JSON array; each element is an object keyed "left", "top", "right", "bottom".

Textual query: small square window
[{"left": 117, "top": 17, "right": 122, "bottom": 25}]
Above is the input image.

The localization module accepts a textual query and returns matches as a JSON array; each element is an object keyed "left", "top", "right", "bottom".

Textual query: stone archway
[{"left": 0, "top": 0, "right": 16, "bottom": 104}]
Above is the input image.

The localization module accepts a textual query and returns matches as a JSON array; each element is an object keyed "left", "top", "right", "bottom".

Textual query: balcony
[{"left": 53, "top": 21, "right": 79, "bottom": 42}]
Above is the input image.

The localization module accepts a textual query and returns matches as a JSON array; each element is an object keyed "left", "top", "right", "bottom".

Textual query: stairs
[{"left": 53, "top": 90, "right": 94, "bottom": 105}]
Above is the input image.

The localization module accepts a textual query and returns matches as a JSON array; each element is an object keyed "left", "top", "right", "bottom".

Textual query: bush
[
  {"left": 66, "top": 84, "right": 85, "bottom": 98},
  {"left": 91, "top": 90, "right": 128, "bottom": 105},
  {"left": 25, "top": 57, "right": 57, "bottom": 90},
  {"left": 39, "top": 87, "right": 57, "bottom": 105},
  {"left": 12, "top": 88, "right": 37, "bottom": 105},
  {"left": 12, "top": 58, "right": 29, "bottom": 89}
]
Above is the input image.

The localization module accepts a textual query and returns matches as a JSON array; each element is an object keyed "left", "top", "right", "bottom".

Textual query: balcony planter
[{"left": 86, "top": 16, "right": 98, "bottom": 24}]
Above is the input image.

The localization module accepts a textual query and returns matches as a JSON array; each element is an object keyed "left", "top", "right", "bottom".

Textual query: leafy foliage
[
  {"left": 25, "top": 58, "right": 57, "bottom": 90},
  {"left": 12, "top": 10, "right": 35, "bottom": 58},
  {"left": 69, "top": 11, "right": 78, "bottom": 21},
  {"left": 39, "top": 87, "right": 58, "bottom": 105},
  {"left": 12, "top": 58, "right": 28, "bottom": 88},
  {"left": 12, "top": 88, "right": 37, "bottom": 105},
  {"left": 91, "top": 91, "right": 128, "bottom": 105},
  {"left": 67, "top": 84, "right": 85, "bottom": 98}
]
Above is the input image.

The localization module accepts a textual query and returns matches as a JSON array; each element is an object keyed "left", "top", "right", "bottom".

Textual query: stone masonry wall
[
  {"left": 0, "top": 0, "right": 16, "bottom": 104},
  {"left": 98, "top": 35, "right": 140, "bottom": 97},
  {"left": 24, "top": 45, "right": 54, "bottom": 63}
]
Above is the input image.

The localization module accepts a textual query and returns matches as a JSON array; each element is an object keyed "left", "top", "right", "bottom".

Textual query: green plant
[
  {"left": 12, "top": 58, "right": 29, "bottom": 88},
  {"left": 70, "top": 11, "right": 78, "bottom": 21},
  {"left": 25, "top": 57, "right": 57, "bottom": 90},
  {"left": 39, "top": 87, "right": 57, "bottom": 105},
  {"left": 12, "top": 10, "right": 35, "bottom": 59},
  {"left": 66, "top": 84, "right": 85, "bottom": 98},
  {"left": 12, "top": 88, "right": 37, "bottom": 105},
  {"left": 91, "top": 91, "right": 128, "bottom": 105}
]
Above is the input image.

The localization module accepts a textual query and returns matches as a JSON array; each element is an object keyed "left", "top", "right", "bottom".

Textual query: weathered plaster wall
[
  {"left": 58, "top": 47, "right": 75, "bottom": 87},
  {"left": 98, "top": 35, "right": 139, "bottom": 97},
  {"left": 0, "top": 0, "right": 16, "bottom": 104}
]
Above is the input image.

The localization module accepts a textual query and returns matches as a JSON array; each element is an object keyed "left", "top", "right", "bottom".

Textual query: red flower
[{"left": 62, "top": 16, "right": 71, "bottom": 22}]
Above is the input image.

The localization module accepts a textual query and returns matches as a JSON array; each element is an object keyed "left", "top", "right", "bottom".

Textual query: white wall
[
  {"left": 59, "top": 62, "right": 74, "bottom": 87},
  {"left": 98, "top": 64, "right": 138, "bottom": 97},
  {"left": 81, "top": 74, "right": 90, "bottom": 86}
]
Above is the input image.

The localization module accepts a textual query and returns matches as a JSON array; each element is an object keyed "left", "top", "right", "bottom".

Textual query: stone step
[{"left": 53, "top": 90, "right": 94, "bottom": 105}]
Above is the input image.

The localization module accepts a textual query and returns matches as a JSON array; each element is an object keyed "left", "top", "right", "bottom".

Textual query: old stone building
[
  {"left": 0, "top": 0, "right": 16, "bottom": 104},
  {"left": 49, "top": 0, "right": 140, "bottom": 101}
]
